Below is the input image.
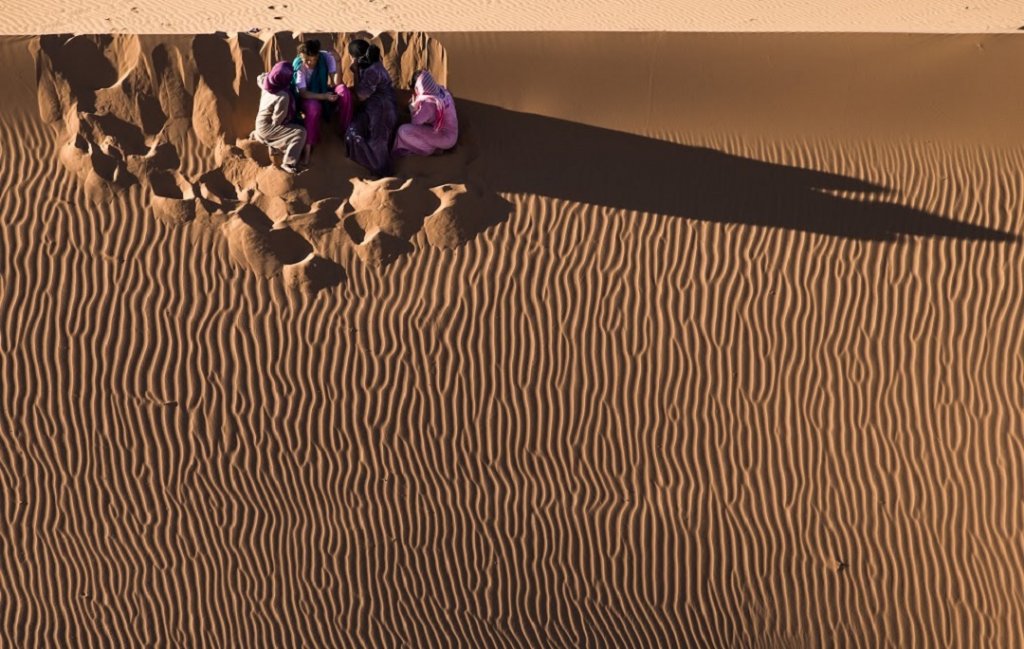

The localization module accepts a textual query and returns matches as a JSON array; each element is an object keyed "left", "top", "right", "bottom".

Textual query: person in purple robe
[{"left": 344, "top": 39, "right": 398, "bottom": 177}]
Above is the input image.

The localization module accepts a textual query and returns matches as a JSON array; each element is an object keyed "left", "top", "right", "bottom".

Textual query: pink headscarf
[{"left": 411, "top": 69, "right": 450, "bottom": 133}]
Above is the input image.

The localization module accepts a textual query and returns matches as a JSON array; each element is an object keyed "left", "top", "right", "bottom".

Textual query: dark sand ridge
[{"left": 3, "top": 32, "right": 1024, "bottom": 647}]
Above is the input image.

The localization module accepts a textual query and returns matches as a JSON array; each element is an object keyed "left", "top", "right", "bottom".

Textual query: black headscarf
[{"left": 348, "top": 39, "right": 381, "bottom": 70}]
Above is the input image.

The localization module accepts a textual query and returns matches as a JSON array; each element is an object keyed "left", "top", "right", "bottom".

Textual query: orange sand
[
  {"left": 1, "top": 31, "right": 1023, "bottom": 646},
  {"left": 4, "top": 1, "right": 1024, "bottom": 33}
]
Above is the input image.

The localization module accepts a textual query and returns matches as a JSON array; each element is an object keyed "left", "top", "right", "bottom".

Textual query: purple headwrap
[{"left": 263, "top": 60, "right": 293, "bottom": 94}]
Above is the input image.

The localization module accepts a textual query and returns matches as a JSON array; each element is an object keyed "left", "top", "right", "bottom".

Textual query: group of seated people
[{"left": 252, "top": 38, "right": 458, "bottom": 176}]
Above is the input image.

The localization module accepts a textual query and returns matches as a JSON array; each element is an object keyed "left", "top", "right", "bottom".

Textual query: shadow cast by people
[{"left": 456, "top": 100, "right": 1017, "bottom": 242}]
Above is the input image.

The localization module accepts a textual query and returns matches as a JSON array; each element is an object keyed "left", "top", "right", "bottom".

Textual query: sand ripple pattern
[
  {"left": 3, "top": 33, "right": 1024, "bottom": 647},
  {"left": 3, "top": 0, "right": 1024, "bottom": 33}
]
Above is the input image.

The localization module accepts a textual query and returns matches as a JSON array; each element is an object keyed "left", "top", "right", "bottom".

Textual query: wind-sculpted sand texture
[
  {"left": 2, "top": 32, "right": 1024, "bottom": 646},
  {"left": 5, "top": 0, "right": 1024, "bottom": 33}
]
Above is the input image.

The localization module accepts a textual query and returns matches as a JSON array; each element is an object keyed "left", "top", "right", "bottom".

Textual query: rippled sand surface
[{"left": 2, "top": 32, "right": 1023, "bottom": 646}]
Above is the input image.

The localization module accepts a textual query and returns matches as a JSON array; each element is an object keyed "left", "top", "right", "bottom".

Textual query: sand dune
[
  {"left": 2, "top": 31, "right": 1024, "bottom": 646},
  {"left": 5, "top": 0, "right": 1024, "bottom": 33}
]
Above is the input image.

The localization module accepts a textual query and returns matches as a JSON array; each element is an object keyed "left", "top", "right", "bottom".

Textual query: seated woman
[
  {"left": 393, "top": 69, "right": 458, "bottom": 157},
  {"left": 252, "top": 60, "right": 306, "bottom": 174},
  {"left": 344, "top": 39, "right": 398, "bottom": 177},
  {"left": 292, "top": 39, "right": 353, "bottom": 164}
]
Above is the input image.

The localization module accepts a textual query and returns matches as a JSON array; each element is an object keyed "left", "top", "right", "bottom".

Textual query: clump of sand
[{"left": 424, "top": 183, "right": 512, "bottom": 249}]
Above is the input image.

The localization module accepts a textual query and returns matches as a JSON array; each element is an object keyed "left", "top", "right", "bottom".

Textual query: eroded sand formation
[{"left": 32, "top": 32, "right": 510, "bottom": 294}]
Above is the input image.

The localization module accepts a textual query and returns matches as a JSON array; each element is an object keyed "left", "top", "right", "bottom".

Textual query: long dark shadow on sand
[{"left": 453, "top": 100, "right": 1016, "bottom": 243}]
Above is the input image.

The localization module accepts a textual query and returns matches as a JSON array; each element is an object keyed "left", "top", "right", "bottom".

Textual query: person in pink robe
[{"left": 393, "top": 69, "right": 458, "bottom": 157}]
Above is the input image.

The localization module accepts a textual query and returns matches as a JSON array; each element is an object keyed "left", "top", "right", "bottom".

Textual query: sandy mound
[
  {"left": 222, "top": 203, "right": 313, "bottom": 278},
  {"left": 282, "top": 252, "right": 345, "bottom": 295},
  {"left": 424, "top": 183, "right": 512, "bottom": 249},
  {"left": 148, "top": 170, "right": 197, "bottom": 225},
  {"left": 32, "top": 31, "right": 502, "bottom": 293},
  {"left": 344, "top": 177, "right": 437, "bottom": 240}
]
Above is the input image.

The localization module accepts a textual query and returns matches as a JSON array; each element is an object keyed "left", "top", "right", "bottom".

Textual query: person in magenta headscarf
[
  {"left": 393, "top": 69, "right": 458, "bottom": 157},
  {"left": 252, "top": 60, "right": 306, "bottom": 174},
  {"left": 292, "top": 39, "right": 354, "bottom": 165}
]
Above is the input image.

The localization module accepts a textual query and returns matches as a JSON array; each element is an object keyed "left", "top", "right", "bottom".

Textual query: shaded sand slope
[{"left": 2, "top": 32, "right": 1024, "bottom": 646}]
